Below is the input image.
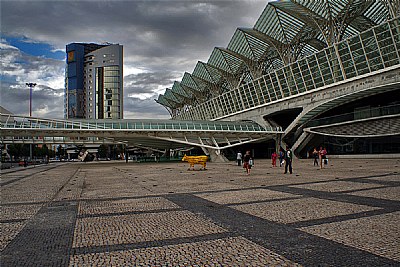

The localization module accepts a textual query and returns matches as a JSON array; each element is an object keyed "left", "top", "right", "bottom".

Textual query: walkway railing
[
  {"left": 0, "top": 114, "right": 282, "bottom": 133},
  {"left": 176, "top": 17, "right": 400, "bottom": 121}
]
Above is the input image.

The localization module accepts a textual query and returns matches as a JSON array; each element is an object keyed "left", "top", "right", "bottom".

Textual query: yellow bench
[{"left": 182, "top": 154, "right": 208, "bottom": 170}]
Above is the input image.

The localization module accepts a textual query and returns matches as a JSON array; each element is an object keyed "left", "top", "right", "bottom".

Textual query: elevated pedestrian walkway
[{"left": 0, "top": 115, "right": 283, "bottom": 157}]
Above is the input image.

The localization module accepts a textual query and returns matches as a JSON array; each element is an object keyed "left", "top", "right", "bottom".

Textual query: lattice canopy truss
[{"left": 156, "top": 0, "right": 399, "bottom": 117}]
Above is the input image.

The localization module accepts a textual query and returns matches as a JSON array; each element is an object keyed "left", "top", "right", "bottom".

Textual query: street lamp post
[
  {"left": 26, "top": 83, "right": 36, "bottom": 162},
  {"left": 26, "top": 83, "right": 37, "bottom": 117}
]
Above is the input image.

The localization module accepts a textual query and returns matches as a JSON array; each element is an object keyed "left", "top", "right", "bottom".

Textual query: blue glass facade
[
  {"left": 65, "top": 43, "right": 115, "bottom": 119},
  {"left": 65, "top": 44, "right": 85, "bottom": 118}
]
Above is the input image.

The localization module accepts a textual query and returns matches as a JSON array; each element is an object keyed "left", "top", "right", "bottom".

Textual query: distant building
[{"left": 65, "top": 43, "right": 123, "bottom": 119}]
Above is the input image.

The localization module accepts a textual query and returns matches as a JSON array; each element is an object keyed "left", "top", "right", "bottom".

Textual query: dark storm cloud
[
  {"left": 1, "top": 0, "right": 269, "bottom": 118},
  {"left": 2, "top": 0, "right": 266, "bottom": 69}
]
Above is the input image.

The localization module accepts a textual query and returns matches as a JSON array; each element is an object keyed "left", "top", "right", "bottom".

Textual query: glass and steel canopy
[{"left": 157, "top": 0, "right": 398, "bottom": 118}]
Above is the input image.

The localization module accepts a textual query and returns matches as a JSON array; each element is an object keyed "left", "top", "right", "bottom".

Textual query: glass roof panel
[
  {"left": 192, "top": 62, "right": 215, "bottom": 84},
  {"left": 171, "top": 81, "right": 190, "bottom": 99},
  {"left": 227, "top": 29, "right": 254, "bottom": 60},
  {"left": 156, "top": 95, "right": 174, "bottom": 108},
  {"left": 364, "top": 1, "right": 388, "bottom": 25},
  {"left": 181, "top": 72, "right": 201, "bottom": 92},
  {"left": 173, "top": 81, "right": 194, "bottom": 99},
  {"left": 208, "top": 48, "right": 232, "bottom": 73},
  {"left": 164, "top": 88, "right": 179, "bottom": 103},
  {"left": 170, "top": 90, "right": 185, "bottom": 103},
  {"left": 218, "top": 48, "right": 243, "bottom": 74},
  {"left": 163, "top": 90, "right": 181, "bottom": 107},
  {"left": 203, "top": 62, "right": 223, "bottom": 83},
  {"left": 342, "top": 25, "right": 361, "bottom": 40},
  {"left": 300, "top": 43, "right": 320, "bottom": 57},
  {"left": 275, "top": 8, "right": 305, "bottom": 44},
  {"left": 242, "top": 29, "right": 271, "bottom": 61},
  {"left": 293, "top": 0, "right": 329, "bottom": 19},
  {"left": 190, "top": 75, "right": 209, "bottom": 92},
  {"left": 254, "top": 4, "right": 285, "bottom": 42}
]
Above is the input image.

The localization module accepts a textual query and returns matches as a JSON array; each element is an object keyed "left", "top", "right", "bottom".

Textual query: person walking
[
  {"left": 284, "top": 146, "right": 293, "bottom": 174},
  {"left": 271, "top": 151, "right": 277, "bottom": 167},
  {"left": 312, "top": 147, "right": 319, "bottom": 166},
  {"left": 322, "top": 147, "right": 328, "bottom": 167},
  {"left": 243, "top": 150, "right": 252, "bottom": 175},
  {"left": 318, "top": 146, "right": 327, "bottom": 169},
  {"left": 279, "top": 149, "right": 284, "bottom": 167},
  {"left": 236, "top": 151, "right": 242, "bottom": 166}
]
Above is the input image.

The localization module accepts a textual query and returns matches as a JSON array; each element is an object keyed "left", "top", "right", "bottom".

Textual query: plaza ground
[{"left": 1, "top": 158, "right": 399, "bottom": 266}]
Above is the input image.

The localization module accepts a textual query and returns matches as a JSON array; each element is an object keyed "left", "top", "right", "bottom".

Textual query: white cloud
[{"left": 123, "top": 65, "right": 148, "bottom": 76}]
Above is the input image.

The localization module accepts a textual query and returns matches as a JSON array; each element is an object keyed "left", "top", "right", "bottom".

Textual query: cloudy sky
[{"left": 1, "top": 0, "right": 269, "bottom": 119}]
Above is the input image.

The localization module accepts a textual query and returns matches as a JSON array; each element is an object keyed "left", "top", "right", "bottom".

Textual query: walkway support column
[{"left": 201, "top": 147, "right": 229, "bottom": 163}]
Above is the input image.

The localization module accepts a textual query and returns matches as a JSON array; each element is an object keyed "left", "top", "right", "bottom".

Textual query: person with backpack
[{"left": 284, "top": 146, "right": 293, "bottom": 174}]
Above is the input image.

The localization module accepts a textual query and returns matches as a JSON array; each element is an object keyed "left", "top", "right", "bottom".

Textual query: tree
[
  {"left": 41, "top": 144, "right": 49, "bottom": 157},
  {"left": 8, "top": 144, "right": 24, "bottom": 159}
]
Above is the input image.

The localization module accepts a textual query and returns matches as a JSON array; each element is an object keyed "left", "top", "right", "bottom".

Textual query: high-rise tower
[{"left": 65, "top": 43, "right": 123, "bottom": 119}]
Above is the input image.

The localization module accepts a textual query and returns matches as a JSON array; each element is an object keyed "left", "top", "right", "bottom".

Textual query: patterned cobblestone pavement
[{"left": 1, "top": 159, "right": 399, "bottom": 266}]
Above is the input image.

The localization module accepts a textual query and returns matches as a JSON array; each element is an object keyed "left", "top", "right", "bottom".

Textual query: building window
[{"left": 67, "top": 51, "right": 75, "bottom": 62}]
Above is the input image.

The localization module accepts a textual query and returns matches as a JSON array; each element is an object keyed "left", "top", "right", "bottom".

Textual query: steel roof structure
[
  {"left": 156, "top": 0, "right": 399, "bottom": 117},
  {"left": 1, "top": 115, "right": 283, "bottom": 151}
]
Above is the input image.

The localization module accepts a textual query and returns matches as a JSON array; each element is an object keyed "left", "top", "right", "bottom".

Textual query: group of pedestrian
[
  {"left": 312, "top": 146, "right": 328, "bottom": 169},
  {"left": 237, "top": 150, "right": 253, "bottom": 175},
  {"left": 237, "top": 144, "right": 327, "bottom": 176},
  {"left": 271, "top": 146, "right": 293, "bottom": 174}
]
